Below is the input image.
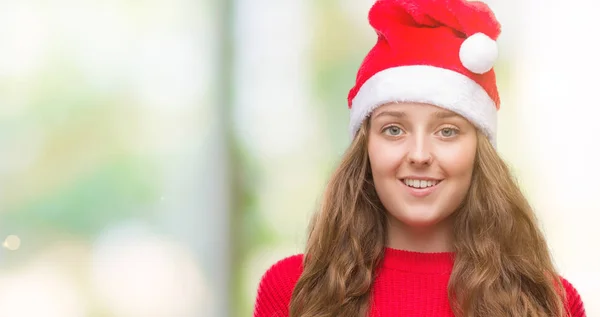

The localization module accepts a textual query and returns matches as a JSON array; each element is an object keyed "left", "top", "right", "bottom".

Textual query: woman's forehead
[{"left": 371, "top": 102, "right": 460, "bottom": 118}]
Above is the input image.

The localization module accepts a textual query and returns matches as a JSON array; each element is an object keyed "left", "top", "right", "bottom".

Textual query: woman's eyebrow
[
  {"left": 373, "top": 110, "right": 406, "bottom": 119},
  {"left": 433, "top": 111, "right": 460, "bottom": 119}
]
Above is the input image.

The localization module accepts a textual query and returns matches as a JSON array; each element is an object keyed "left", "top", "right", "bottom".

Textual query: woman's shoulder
[
  {"left": 559, "top": 276, "right": 586, "bottom": 317},
  {"left": 253, "top": 254, "right": 304, "bottom": 317}
]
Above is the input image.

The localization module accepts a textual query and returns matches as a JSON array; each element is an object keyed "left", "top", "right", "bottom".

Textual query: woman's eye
[
  {"left": 383, "top": 126, "right": 404, "bottom": 136},
  {"left": 439, "top": 127, "right": 458, "bottom": 137}
]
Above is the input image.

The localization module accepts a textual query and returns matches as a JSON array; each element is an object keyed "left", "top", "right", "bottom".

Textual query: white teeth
[{"left": 402, "top": 179, "right": 439, "bottom": 188}]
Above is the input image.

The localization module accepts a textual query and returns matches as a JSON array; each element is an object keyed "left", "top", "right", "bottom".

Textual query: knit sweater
[{"left": 253, "top": 248, "right": 586, "bottom": 317}]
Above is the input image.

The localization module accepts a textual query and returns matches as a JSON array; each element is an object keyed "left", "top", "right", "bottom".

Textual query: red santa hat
[{"left": 348, "top": 0, "right": 502, "bottom": 145}]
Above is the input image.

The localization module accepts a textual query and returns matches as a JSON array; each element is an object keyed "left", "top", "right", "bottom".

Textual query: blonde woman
[{"left": 253, "top": 0, "right": 586, "bottom": 316}]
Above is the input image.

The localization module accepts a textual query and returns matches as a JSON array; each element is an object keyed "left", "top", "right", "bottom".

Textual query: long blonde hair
[{"left": 289, "top": 121, "right": 566, "bottom": 317}]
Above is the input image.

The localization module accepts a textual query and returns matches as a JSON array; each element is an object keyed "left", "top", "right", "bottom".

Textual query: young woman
[{"left": 253, "top": 0, "right": 587, "bottom": 316}]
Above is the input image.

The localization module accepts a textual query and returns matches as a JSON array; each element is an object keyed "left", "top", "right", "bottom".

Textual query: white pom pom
[{"left": 459, "top": 32, "right": 498, "bottom": 74}]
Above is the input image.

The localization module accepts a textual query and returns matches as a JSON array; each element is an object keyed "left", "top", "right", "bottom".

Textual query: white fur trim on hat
[{"left": 349, "top": 65, "right": 498, "bottom": 146}]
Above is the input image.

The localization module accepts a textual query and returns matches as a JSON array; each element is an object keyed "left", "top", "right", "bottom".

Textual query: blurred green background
[{"left": 0, "top": 0, "right": 597, "bottom": 316}]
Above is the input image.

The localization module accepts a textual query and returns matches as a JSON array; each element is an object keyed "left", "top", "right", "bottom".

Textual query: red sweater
[{"left": 253, "top": 248, "right": 586, "bottom": 317}]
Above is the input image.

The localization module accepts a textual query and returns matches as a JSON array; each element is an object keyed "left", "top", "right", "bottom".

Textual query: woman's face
[{"left": 368, "top": 102, "right": 478, "bottom": 230}]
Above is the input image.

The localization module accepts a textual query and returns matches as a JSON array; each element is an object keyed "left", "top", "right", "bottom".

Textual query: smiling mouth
[{"left": 401, "top": 179, "right": 443, "bottom": 189}]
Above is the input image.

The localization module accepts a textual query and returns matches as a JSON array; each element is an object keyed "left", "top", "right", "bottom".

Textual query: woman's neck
[{"left": 386, "top": 215, "right": 454, "bottom": 252}]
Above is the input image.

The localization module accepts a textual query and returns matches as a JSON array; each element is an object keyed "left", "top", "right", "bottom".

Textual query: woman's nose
[{"left": 406, "top": 135, "right": 433, "bottom": 166}]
